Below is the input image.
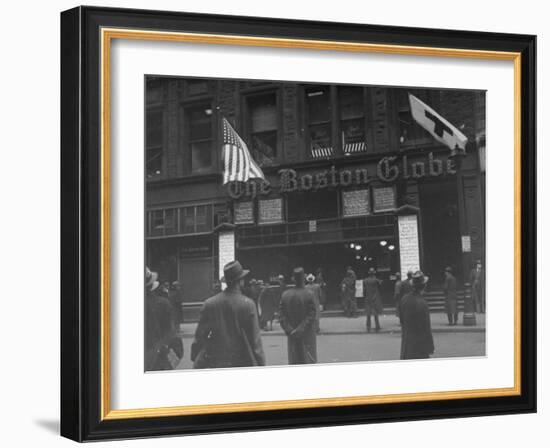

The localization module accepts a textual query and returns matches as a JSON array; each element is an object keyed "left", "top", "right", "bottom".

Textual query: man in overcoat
[
  {"left": 314, "top": 268, "right": 327, "bottom": 311},
  {"left": 279, "top": 267, "right": 318, "bottom": 364},
  {"left": 469, "top": 259, "right": 485, "bottom": 313},
  {"left": 191, "top": 260, "right": 265, "bottom": 369},
  {"left": 341, "top": 266, "right": 357, "bottom": 317},
  {"left": 400, "top": 270, "right": 434, "bottom": 360},
  {"left": 363, "top": 267, "right": 383, "bottom": 332},
  {"left": 144, "top": 267, "right": 182, "bottom": 371},
  {"left": 306, "top": 273, "right": 322, "bottom": 333},
  {"left": 393, "top": 272, "right": 403, "bottom": 324},
  {"left": 443, "top": 266, "right": 459, "bottom": 325},
  {"left": 258, "top": 276, "right": 283, "bottom": 331}
]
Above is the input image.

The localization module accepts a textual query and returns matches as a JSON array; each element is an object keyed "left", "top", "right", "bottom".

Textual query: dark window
[
  {"left": 150, "top": 209, "right": 165, "bottom": 237},
  {"left": 147, "top": 208, "right": 178, "bottom": 237},
  {"left": 287, "top": 190, "right": 338, "bottom": 222},
  {"left": 397, "top": 89, "right": 432, "bottom": 147},
  {"left": 186, "top": 79, "right": 210, "bottom": 96},
  {"left": 305, "top": 86, "right": 333, "bottom": 159},
  {"left": 187, "top": 106, "right": 213, "bottom": 173},
  {"left": 339, "top": 86, "right": 366, "bottom": 155},
  {"left": 178, "top": 205, "right": 213, "bottom": 235},
  {"left": 146, "top": 108, "right": 163, "bottom": 178},
  {"left": 247, "top": 93, "right": 278, "bottom": 166}
]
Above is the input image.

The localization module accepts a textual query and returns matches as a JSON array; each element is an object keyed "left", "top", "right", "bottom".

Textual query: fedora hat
[
  {"left": 145, "top": 266, "right": 158, "bottom": 287},
  {"left": 412, "top": 270, "right": 429, "bottom": 285},
  {"left": 221, "top": 260, "right": 249, "bottom": 284}
]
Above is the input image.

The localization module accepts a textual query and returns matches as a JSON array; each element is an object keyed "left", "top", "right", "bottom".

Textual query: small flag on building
[
  {"left": 409, "top": 94, "right": 468, "bottom": 151},
  {"left": 221, "top": 117, "right": 265, "bottom": 185}
]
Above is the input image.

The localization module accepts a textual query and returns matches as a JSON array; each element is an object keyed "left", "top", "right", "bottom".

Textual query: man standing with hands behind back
[
  {"left": 279, "top": 267, "right": 318, "bottom": 365},
  {"left": 191, "top": 260, "right": 265, "bottom": 369}
]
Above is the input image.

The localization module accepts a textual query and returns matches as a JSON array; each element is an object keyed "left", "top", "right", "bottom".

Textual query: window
[
  {"left": 148, "top": 208, "right": 177, "bottom": 237},
  {"left": 287, "top": 190, "right": 338, "bottom": 222},
  {"left": 185, "top": 79, "right": 210, "bottom": 96},
  {"left": 146, "top": 108, "right": 163, "bottom": 178},
  {"left": 187, "top": 106, "right": 213, "bottom": 173},
  {"left": 247, "top": 93, "right": 278, "bottom": 166},
  {"left": 178, "top": 205, "right": 213, "bottom": 235},
  {"left": 397, "top": 89, "right": 432, "bottom": 147},
  {"left": 146, "top": 205, "right": 214, "bottom": 237},
  {"left": 339, "top": 86, "right": 366, "bottom": 155},
  {"left": 305, "top": 86, "right": 333, "bottom": 159}
]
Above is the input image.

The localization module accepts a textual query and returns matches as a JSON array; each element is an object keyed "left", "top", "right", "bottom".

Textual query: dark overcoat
[
  {"left": 145, "top": 290, "right": 179, "bottom": 370},
  {"left": 279, "top": 286, "right": 317, "bottom": 364},
  {"left": 306, "top": 282, "right": 322, "bottom": 329},
  {"left": 363, "top": 276, "right": 383, "bottom": 314},
  {"left": 400, "top": 291, "right": 434, "bottom": 359},
  {"left": 443, "top": 273, "right": 458, "bottom": 314},
  {"left": 258, "top": 284, "right": 282, "bottom": 327},
  {"left": 191, "top": 290, "right": 265, "bottom": 368}
]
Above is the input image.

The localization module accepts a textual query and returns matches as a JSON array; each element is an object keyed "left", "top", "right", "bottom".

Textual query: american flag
[{"left": 221, "top": 117, "right": 265, "bottom": 184}]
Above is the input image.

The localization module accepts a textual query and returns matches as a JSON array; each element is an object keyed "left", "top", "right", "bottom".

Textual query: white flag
[{"left": 409, "top": 94, "right": 468, "bottom": 151}]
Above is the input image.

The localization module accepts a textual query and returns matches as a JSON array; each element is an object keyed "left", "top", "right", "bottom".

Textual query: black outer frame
[{"left": 60, "top": 6, "right": 536, "bottom": 442}]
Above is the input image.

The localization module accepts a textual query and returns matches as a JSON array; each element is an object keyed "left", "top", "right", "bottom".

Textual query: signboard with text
[
  {"left": 218, "top": 231, "right": 235, "bottom": 282},
  {"left": 259, "top": 198, "right": 284, "bottom": 224},
  {"left": 373, "top": 186, "right": 396, "bottom": 212},
  {"left": 234, "top": 201, "right": 254, "bottom": 225},
  {"left": 342, "top": 189, "right": 370, "bottom": 217},
  {"left": 398, "top": 214, "right": 420, "bottom": 279}
]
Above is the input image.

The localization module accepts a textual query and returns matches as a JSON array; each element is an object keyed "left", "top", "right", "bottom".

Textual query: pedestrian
[
  {"left": 258, "top": 276, "right": 283, "bottom": 331},
  {"left": 168, "top": 280, "right": 183, "bottom": 329},
  {"left": 212, "top": 280, "right": 222, "bottom": 294},
  {"left": 144, "top": 267, "right": 183, "bottom": 371},
  {"left": 402, "top": 271, "right": 413, "bottom": 295},
  {"left": 279, "top": 267, "right": 318, "bottom": 365},
  {"left": 315, "top": 268, "right": 327, "bottom": 311},
  {"left": 363, "top": 267, "right": 382, "bottom": 332},
  {"left": 341, "top": 266, "right": 357, "bottom": 317},
  {"left": 393, "top": 272, "right": 403, "bottom": 325},
  {"left": 248, "top": 278, "right": 263, "bottom": 316},
  {"left": 306, "top": 273, "right": 322, "bottom": 333},
  {"left": 443, "top": 266, "right": 459, "bottom": 325},
  {"left": 190, "top": 260, "right": 265, "bottom": 369},
  {"left": 469, "top": 259, "right": 485, "bottom": 313},
  {"left": 400, "top": 270, "right": 434, "bottom": 360}
]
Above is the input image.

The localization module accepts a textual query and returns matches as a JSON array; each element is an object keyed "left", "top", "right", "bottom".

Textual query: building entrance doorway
[
  {"left": 238, "top": 238, "right": 399, "bottom": 310},
  {"left": 419, "top": 180, "right": 462, "bottom": 286}
]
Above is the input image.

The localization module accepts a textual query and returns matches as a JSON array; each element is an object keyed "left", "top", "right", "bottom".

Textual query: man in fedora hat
[
  {"left": 469, "top": 259, "right": 485, "bottom": 313},
  {"left": 363, "top": 267, "right": 382, "bottom": 332},
  {"left": 443, "top": 266, "right": 459, "bottom": 325},
  {"left": 400, "top": 271, "right": 434, "bottom": 360},
  {"left": 144, "top": 267, "right": 182, "bottom": 371},
  {"left": 191, "top": 260, "right": 265, "bottom": 369},
  {"left": 279, "top": 267, "right": 318, "bottom": 364}
]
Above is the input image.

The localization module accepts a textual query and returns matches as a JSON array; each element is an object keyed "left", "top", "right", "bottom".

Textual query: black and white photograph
[{"left": 144, "top": 77, "right": 487, "bottom": 371}]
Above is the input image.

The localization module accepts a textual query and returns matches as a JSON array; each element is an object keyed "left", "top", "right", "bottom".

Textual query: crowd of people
[{"left": 145, "top": 259, "right": 485, "bottom": 370}]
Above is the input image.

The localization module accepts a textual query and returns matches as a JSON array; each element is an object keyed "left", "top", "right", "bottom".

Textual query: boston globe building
[{"left": 145, "top": 77, "right": 485, "bottom": 316}]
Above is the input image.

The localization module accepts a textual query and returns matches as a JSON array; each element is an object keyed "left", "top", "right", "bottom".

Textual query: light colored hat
[
  {"left": 145, "top": 266, "right": 158, "bottom": 287},
  {"left": 412, "top": 270, "right": 429, "bottom": 285},
  {"left": 306, "top": 274, "right": 315, "bottom": 282}
]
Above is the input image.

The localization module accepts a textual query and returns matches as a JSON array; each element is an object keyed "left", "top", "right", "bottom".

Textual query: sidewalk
[{"left": 179, "top": 312, "right": 485, "bottom": 337}]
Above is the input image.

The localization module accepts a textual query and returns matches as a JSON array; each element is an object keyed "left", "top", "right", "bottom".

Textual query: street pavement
[{"left": 175, "top": 312, "right": 486, "bottom": 369}]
